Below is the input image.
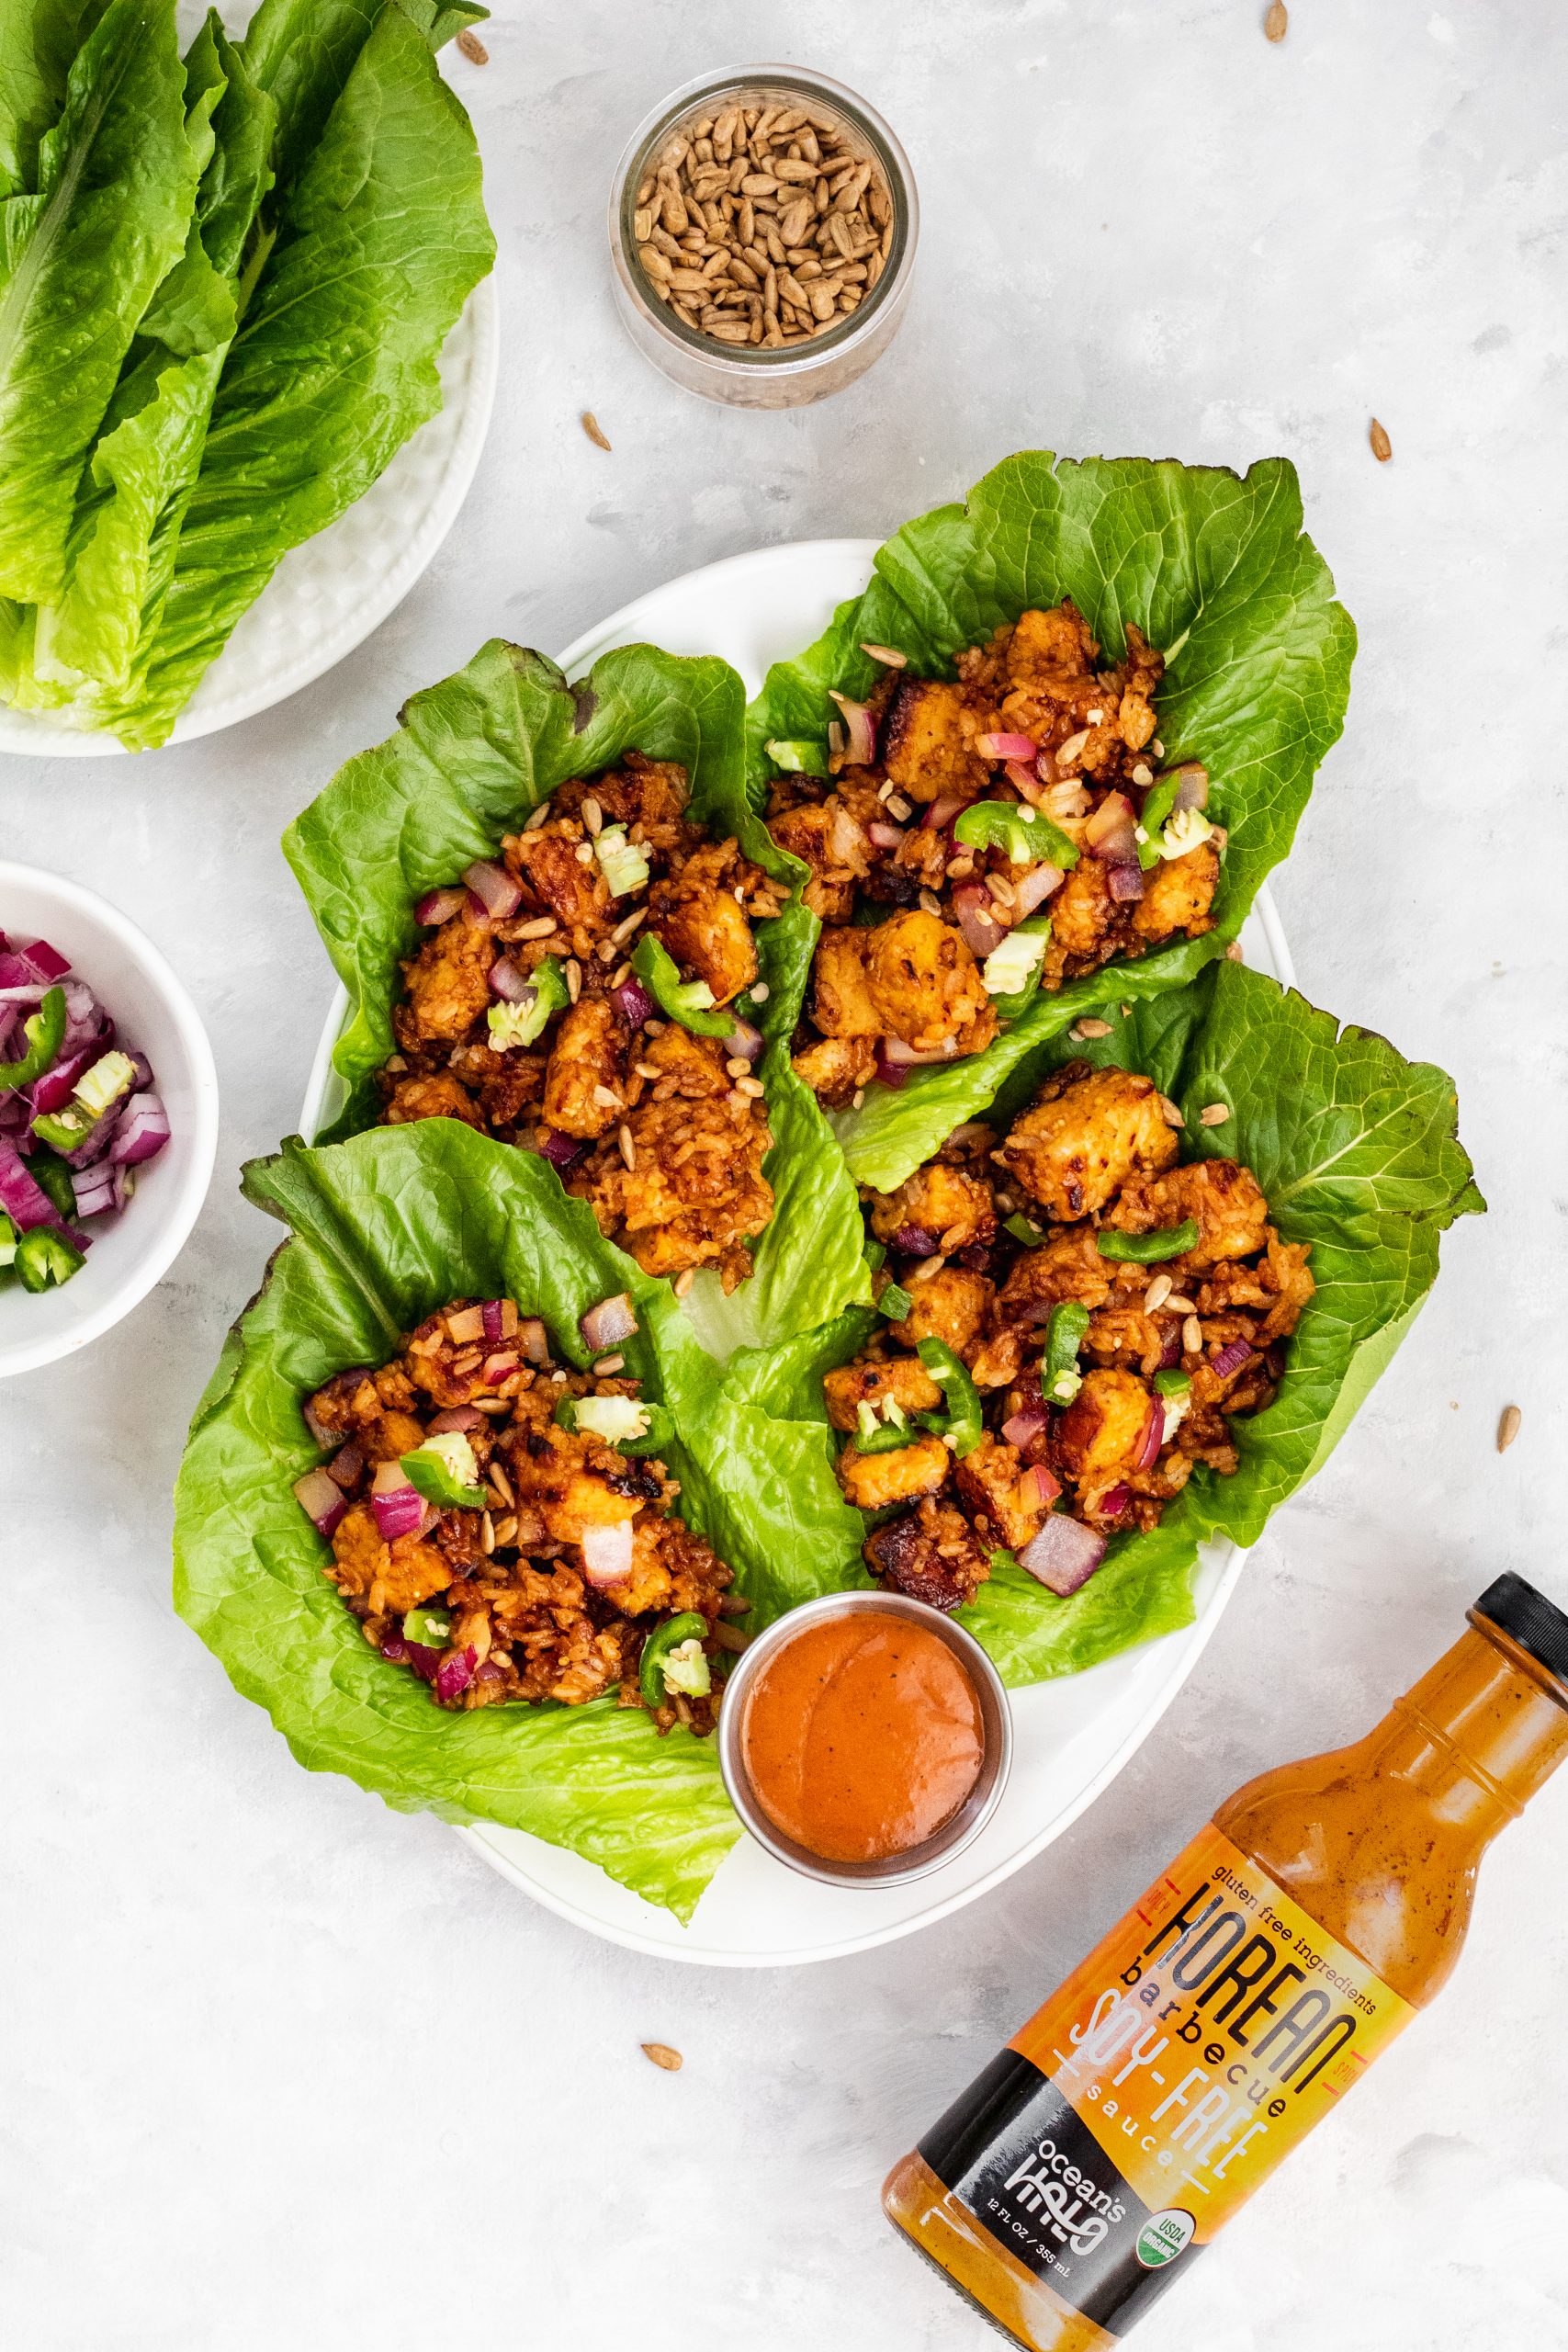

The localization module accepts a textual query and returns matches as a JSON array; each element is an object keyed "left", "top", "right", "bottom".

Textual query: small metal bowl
[
  {"left": 607, "top": 64, "right": 919, "bottom": 409},
  {"left": 717, "top": 1589, "right": 1012, "bottom": 1888}
]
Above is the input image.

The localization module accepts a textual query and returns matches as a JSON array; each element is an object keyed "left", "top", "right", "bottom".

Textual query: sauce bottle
[{"left": 883, "top": 1573, "right": 1568, "bottom": 2346}]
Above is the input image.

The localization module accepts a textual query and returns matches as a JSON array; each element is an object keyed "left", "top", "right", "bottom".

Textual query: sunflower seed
[
  {"left": 1074, "top": 1017, "right": 1114, "bottom": 1040},
  {"left": 1144, "top": 1273, "right": 1174, "bottom": 1312},
  {"left": 1370, "top": 416, "right": 1393, "bottom": 461},
  {"left": 618, "top": 1124, "right": 637, "bottom": 1170},
  {"left": 1183, "top": 1314, "right": 1202, "bottom": 1353},
  {"left": 1158, "top": 1094, "right": 1185, "bottom": 1127},
  {"left": 1199, "top": 1102, "right": 1230, "bottom": 1126},
  {"left": 1497, "top": 1404, "right": 1521, "bottom": 1453},
  {"left": 641, "top": 2042, "right": 683, "bottom": 2071},
  {"left": 673, "top": 1270, "right": 694, "bottom": 1297},
  {"left": 457, "top": 27, "right": 488, "bottom": 62},
  {"left": 861, "top": 641, "right": 908, "bottom": 668},
  {"left": 581, "top": 411, "right": 611, "bottom": 452},
  {"left": 1264, "top": 0, "right": 1287, "bottom": 38}
]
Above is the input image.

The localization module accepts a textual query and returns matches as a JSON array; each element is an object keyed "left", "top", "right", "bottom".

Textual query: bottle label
[{"left": 919, "top": 1823, "right": 1416, "bottom": 2337}]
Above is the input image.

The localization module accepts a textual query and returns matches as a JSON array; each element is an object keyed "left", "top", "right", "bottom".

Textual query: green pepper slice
[
  {"left": 1134, "top": 776, "right": 1181, "bottom": 869},
  {"left": 15, "top": 1225, "right": 85, "bottom": 1292},
  {"left": 1154, "top": 1366, "right": 1192, "bottom": 1397},
  {"left": 852, "top": 1417, "right": 923, "bottom": 1455},
  {"left": 916, "top": 1337, "right": 983, "bottom": 1458},
  {"left": 0, "top": 1211, "right": 17, "bottom": 1270},
  {"left": 400, "top": 1449, "right": 489, "bottom": 1511},
  {"left": 630, "top": 933, "right": 735, "bottom": 1037},
  {"left": 488, "top": 956, "right": 569, "bottom": 1051},
  {"left": 765, "top": 738, "right": 829, "bottom": 777},
  {"left": 1004, "top": 1211, "right": 1044, "bottom": 1247},
  {"left": 1096, "top": 1219, "right": 1200, "bottom": 1265},
  {"left": 0, "top": 986, "right": 66, "bottom": 1092},
  {"left": 638, "top": 1611, "right": 711, "bottom": 1709},
  {"left": 26, "top": 1145, "right": 77, "bottom": 1221},
  {"left": 1042, "top": 1300, "right": 1090, "bottom": 1404},
  {"left": 878, "top": 1280, "right": 914, "bottom": 1323},
  {"left": 953, "top": 799, "right": 1078, "bottom": 869},
  {"left": 985, "top": 915, "right": 1053, "bottom": 1023}
]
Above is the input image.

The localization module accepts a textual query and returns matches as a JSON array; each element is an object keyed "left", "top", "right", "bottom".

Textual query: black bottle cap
[{"left": 1471, "top": 1573, "right": 1568, "bottom": 1689}]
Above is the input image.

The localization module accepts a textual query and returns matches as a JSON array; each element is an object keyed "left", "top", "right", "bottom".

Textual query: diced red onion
[
  {"left": 24, "top": 938, "right": 69, "bottom": 982},
  {"left": 976, "top": 732, "right": 1038, "bottom": 762},
  {"left": 126, "top": 1051, "right": 153, "bottom": 1091},
  {"left": 539, "top": 1127, "right": 586, "bottom": 1170},
  {"left": 370, "top": 1464, "right": 426, "bottom": 1543},
  {"left": 107, "top": 1093, "right": 170, "bottom": 1167},
  {"left": 872, "top": 1038, "right": 909, "bottom": 1090},
  {"left": 293, "top": 1467, "right": 347, "bottom": 1539},
  {"left": 405, "top": 1641, "right": 442, "bottom": 1683},
  {"left": 829, "top": 693, "right": 878, "bottom": 766},
  {"left": 71, "top": 1166, "right": 115, "bottom": 1219},
  {"left": 434, "top": 1645, "right": 478, "bottom": 1705},
  {"left": 27, "top": 1042, "right": 101, "bottom": 1115},
  {"left": 462, "top": 859, "right": 524, "bottom": 920},
  {"left": 891, "top": 1222, "right": 938, "bottom": 1257},
  {"left": 474, "top": 1658, "right": 505, "bottom": 1685},
  {"left": 446, "top": 1305, "right": 485, "bottom": 1341},
  {"left": 1085, "top": 793, "right": 1138, "bottom": 863},
  {"left": 725, "top": 1016, "right": 763, "bottom": 1065},
  {"left": 61, "top": 982, "right": 110, "bottom": 1055},
  {"left": 922, "top": 793, "right": 969, "bottom": 833},
  {"left": 1003, "top": 759, "right": 1046, "bottom": 806},
  {"left": 1211, "top": 1338, "right": 1257, "bottom": 1381},
  {"left": 1021, "top": 1462, "right": 1063, "bottom": 1511},
  {"left": 302, "top": 1396, "right": 343, "bottom": 1449},
  {"left": 517, "top": 1317, "right": 551, "bottom": 1367},
  {"left": 1100, "top": 1483, "right": 1133, "bottom": 1519},
  {"left": 874, "top": 1035, "right": 961, "bottom": 1089},
  {"left": 1011, "top": 862, "right": 1065, "bottom": 917},
  {"left": 465, "top": 891, "right": 491, "bottom": 923},
  {"left": 0, "top": 1089, "right": 25, "bottom": 1130},
  {"left": 1172, "top": 763, "right": 1209, "bottom": 812},
  {"left": 953, "top": 880, "right": 1008, "bottom": 958},
  {"left": 612, "top": 978, "right": 656, "bottom": 1027},
  {"left": 1016, "top": 1514, "right": 1108, "bottom": 1596},
  {"left": 481, "top": 1351, "right": 519, "bottom": 1385},
  {"left": 581, "top": 1292, "right": 637, "bottom": 1351},
  {"left": 580, "top": 1521, "right": 634, "bottom": 1587},
  {"left": 488, "top": 956, "right": 532, "bottom": 1002},
  {"left": 1107, "top": 861, "right": 1145, "bottom": 904},
  {"left": 0, "top": 1139, "right": 63, "bottom": 1233},
  {"left": 1158, "top": 1326, "right": 1183, "bottom": 1369},
  {"left": 0, "top": 938, "right": 70, "bottom": 991},
  {"left": 381, "top": 1634, "right": 410, "bottom": 1664},
  {"left": 426, "top": 1406, "right": 484, "bottom": 1435},
  {"left": 415, "top": 887, "right": 467, "bottom": 926},
  {"left": 481, "top": 1299, "right": 505, "bottom": 1344},
  {"left": 0, "top": 1006, "right": 15, "bottom": 1053},
  {"left": 111, "top": 1164, "right": 134, "bottom": 1213},
  {"left": 326, "top": 1437, "right": 366, "bottom": 1489},
  {"left": 1133, "top": 1399, "right": 1164, "bottom": 1471},
  {"left": 1002, "top": 1403, "right": 1051, "bottom": 1449},
  {"left": 866, "top": 820, "right": 904, "bottom": 851},
  {"left": 828, "top": 804, "right": 869, "bottom": 866}
]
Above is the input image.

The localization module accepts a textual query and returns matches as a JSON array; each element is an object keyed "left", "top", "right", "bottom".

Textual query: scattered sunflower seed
[
  {"left": 457, "top": 26, "right": 488, "bottom": 62},
  {"left": 1496, "top": 1404, "right": 1522, "bottom": 1453},
  {"left": 1158, "top": 1094, "right": 1186, "bottom": 1128},
  {"left": 672, "top": 1269, "right": 695, "bottom": 1297},
  {"left": 1183, "top": 1314, "right": 1203, "bottom": 1354},
  {"left": 641, "top": 2042, "right": 683, "bottom": 2072},
  {"left": 1225, "top": 940, "right": 1245, "bottom": 963},
  {"left": 581, "top": 410, "right": 612, "bottom": 451},
  {"left": 1145, "top": 1273, "right": 1174, "bottom": 1312},
  {"left": 1072, "top": 1017, "right": 1114, "bottom": 1041},
  {"left": 861, "top": 641, "right": 908, "bottom": 668},
  {"left": 1370, "top": 417, "right": 1393, "bottom": 462},
  {"left": 1199, "top": 1102, "right": 1230, "bottom": 1126},
  {"left": 1264, "top": 1, "right": 1287, "bottom": 39}
]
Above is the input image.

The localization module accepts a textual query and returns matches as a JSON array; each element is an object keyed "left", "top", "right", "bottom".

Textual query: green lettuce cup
[
  {"left": 174, "top": 1120, "right": 863, "bottom": 1923},
  {"left": 282, "top": 637, "right": 871, "bottom": 1360},
  {"left": 746, "top": 449, "right": 1357, "bottom": 1193},
  {"left": 723, "top": 959, "right": 1483, "bottom": 1686}
]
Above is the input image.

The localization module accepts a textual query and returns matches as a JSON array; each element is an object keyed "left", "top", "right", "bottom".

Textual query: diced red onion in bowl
[
  {"left": 0, "top": 937, "right": 71, "bottom": 991},
  {"left": 415, "top": 887, "right": 467, "bottom": 926},
  {"left": 293, "top": 1467, "right": 347, "bottom": 1540},
  {"left": 976, "top": 731, "right": 1038, "bottom": 762},
  {"left": 1016, "top": 1513, "right": 1108, "bottom": 1596},
  {"left": 1211, "top": 1338, "right": 1257, "bottom": 1381},
  {"left": 1107, "top": 861, "right": 1145, "bottom": 904},
  {"left": 829, "top": 692, "right": 878, "bottom": 766},
  {"left": 581, "top": 1292, "right": 637, "bottom": 1351},
  {"left": 488, "top": 956, "right": 532, "bottom": 1002},
  {"left": 612, "top": 978, "right": 656, "bottom": 1027},
  {"left": 434, "top": 1645, "right": 479, "bottom": 1705},
  {"left": 27, "top": 1042, "right": 102, "bottom": 1115},
  {"left": 108, "top": 1093, "right": 171, "bottom": 1167},
  {"left": 70, "top": 1164, "right": 117, "bottom": 1219},
  {"left": 580, "top": 1520, "right": 635, "bottom": 1588},
  {"left": 0, "top": 1139, "right": 68, "bottom": 1234},
  {"left": 462, "top": 858, "right": 524, "bottom": 921},
  {"left": 1002, "top": 1402, "right": 1051, "bottom": 1449},
  {"left": 539, "top": 1127, "right": 586, "bottom": 1170},
  {"left": 953, "top": 881, "right": 1008, "bottom": 958}
]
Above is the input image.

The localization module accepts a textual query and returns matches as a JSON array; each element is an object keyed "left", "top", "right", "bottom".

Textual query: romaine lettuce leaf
[
  {"left": 243, "top": 0, "right": 486, "bottom": 189},
  {"left": 747, "top": 451, "right": 1358, "bottom": 1193},
  {"left": 97, "top": 0, "right": 492, "bottom": 746},
  {"left": 281, "top": 638, "right": 872, "bottom": 1356},
  {"left": 175, "top": 1122, "right": 864, "bottom": 1921},
  {"left": 0, "top": 0, "right": 108, "bottom": 198},
  {"left": 770, "top": 960, "right": 1483, "bottom": 1687},
  {"left": 0, "top": 0, "right": 201, "bottom": 605}
]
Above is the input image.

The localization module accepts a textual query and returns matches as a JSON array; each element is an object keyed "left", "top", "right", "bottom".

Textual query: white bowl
[{"left": 0, "top": 861, "right": 219, "bottom": 1377}]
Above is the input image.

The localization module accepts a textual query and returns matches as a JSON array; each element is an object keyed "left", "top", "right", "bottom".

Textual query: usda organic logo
[{"left": 1134, "top": 2209, "right": 1196, "bottom": 2269}]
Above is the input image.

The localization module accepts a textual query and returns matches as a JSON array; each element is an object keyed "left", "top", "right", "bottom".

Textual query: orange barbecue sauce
[{"left": 742, "top": 1611, "right": 985, "bottom": 1863}]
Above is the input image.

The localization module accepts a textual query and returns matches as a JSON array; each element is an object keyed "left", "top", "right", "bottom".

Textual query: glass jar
[{"left": 607, "top": 64, "right": 919, "bottom": 410}]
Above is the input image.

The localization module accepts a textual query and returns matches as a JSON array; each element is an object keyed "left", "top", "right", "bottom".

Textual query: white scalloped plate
[
  {"left": 299, "top": 539, "right": 1294, "bottom": 1967},
  {"left": 0, "top": 278, "right": 498, "bottom": 757}
]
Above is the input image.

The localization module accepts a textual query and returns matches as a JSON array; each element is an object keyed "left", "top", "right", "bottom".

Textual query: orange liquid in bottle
[{"left": 883, "top": 1575, "right": 1568, "bottom": 2346}]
